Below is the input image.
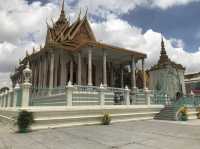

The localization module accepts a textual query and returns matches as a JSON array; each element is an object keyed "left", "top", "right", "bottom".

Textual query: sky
[{"left": 0, "top": 0, "right": 200, "bottom": 88}]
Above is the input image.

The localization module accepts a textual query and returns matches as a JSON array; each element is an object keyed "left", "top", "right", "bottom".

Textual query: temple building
[
  {"left": 10, "top": 0, "right": 147, "bottom": 90},
  {"left": 185, "top": 72, "right": 200, "bottom": 95},
  {"left": 148, "top": 38, "right": 186, "bottom": 98}
]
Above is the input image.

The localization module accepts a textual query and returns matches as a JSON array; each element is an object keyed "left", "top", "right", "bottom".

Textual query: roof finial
[
  {"left": 84, "top": 7, "right": 88, "bottom": 18},
  {"left": 78, "top": 8, "right": 82, "bottom": 20},
  {"left": 161, "top": 34, "right": 166, "bottom": 55},
  {"left": 61, "top": 0, "right": 65, "bottom": 13},
  {"left": 61, "top": 0, "right": 65, "bottom": 15}
]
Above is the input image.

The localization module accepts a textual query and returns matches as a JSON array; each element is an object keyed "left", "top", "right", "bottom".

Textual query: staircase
[
  {"left": 154, "top": 105, "right": 198, "bottom": 121},
  {"left": 154, "top": 105, "right": 176, "bottom": 120}
]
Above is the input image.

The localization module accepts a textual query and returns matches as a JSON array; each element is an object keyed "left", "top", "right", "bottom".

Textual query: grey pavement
[{"left": 1, "top": 119, "right": 200, "bottom": 149}]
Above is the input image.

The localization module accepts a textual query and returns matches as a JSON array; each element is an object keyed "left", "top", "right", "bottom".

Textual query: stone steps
[
  {"left": 154, "top": 106, "right": 198, "bottom": 121},
  {"left": 0, "top": 105, "right": 163, "bottom": 130}
]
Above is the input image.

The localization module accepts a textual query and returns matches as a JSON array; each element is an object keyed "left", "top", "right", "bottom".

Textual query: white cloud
[
  {"left": 0, "top": 72, "right": 12, "bottom": 88},
  {"left": 75, "top": 0, "right": 200, "bottom": 17},
  {"left": 91, "top": 17, "right": 200, "bottom": 73},
  {"left": 150, "top": 0, "right": 200, "bottom": 9}
]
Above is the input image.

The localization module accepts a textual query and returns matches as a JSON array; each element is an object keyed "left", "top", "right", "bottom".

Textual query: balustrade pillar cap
[
  {"left": 14, "top": 83, "right": 20, "bottom": 89},
  {"left": 100, "top": 83, "right": 104, "bottom": 89},
  {"left": 67, "top": 81, "right": 73, "bottom": 87},
  {"left": 125, "top": 85, "right": 129, "bottom": 90}
]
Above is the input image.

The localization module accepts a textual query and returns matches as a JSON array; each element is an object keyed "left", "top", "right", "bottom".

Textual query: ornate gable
[{"left": 72, "top": 17, "right": 96, "bottom": 43}]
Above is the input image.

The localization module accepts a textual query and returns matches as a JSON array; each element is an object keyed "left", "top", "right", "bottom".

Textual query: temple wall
[{"left": 149, "top": 66, "right": 185, "bottom": 98}]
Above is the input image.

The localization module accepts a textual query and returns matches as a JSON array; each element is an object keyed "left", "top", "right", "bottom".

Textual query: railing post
[
  {"left": 7, "top": 89, "right": 11, "bottom": 108},
  {"left": 125, "top": 86, "right": 130, "bottom": 105},
  {"left": 66, "top": 81, "right": 74, "bottom": 106},
  {"left": 1, "top": 92, "right": 4, "bottom": 108},
  {"left": 0, "top": 93, "right": 2, "bottom": 108},
  {"left": 21, "top": 62, "right": 32, "bottom": 107},
  {"left": 165, "top": 94, "right": 168, "bottom": 105},
  {"left": 4, "top": 90, "right": 8, "bottom": 108},
  {"left": 21, "top": 83, "right": 31, "bottom": 107},
  {"left": 145, "top": 89, "right": 151, "bottom": 105},
  {"left": 0, "top": 93, "right": 3, "bottom": 108},
  {"left": 99, "top": 83, "right": 105, "bottom": 106},
  {"left": 13, "top": 83, "right": 20, "bottom": 107}
]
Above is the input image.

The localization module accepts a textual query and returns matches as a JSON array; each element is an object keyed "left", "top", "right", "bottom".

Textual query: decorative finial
[
  {"left": 60, "top": 0, "right": 65, "bottom": 18},
  {"left": 61, "top": 0, "right": 65, "bottom": 12},
  {"left": 78, "top": 8, "right": 81, "bottom": 20},
  {"left": 26, "top": 51, "right": 28, "bottom": 56},
  {"left": 161, "top": 35, "right": 166, "bottom": 55},
  {"left": 84, "top": 7, "right": 88, "bottom": 18}
]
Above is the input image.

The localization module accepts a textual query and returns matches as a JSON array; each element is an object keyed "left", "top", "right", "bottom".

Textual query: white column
[
  {"left": 70, "top": 60, "right": 74, "bottom": 83},
  {"left": 103, "top": 50, "right": 107, "bottom": 86},
  {"left": 121, "top": 66, "right": 124, "bottom": 88},
  {"left": 33, "top": 63, "right": 38, "bottom": 88},
  {"left": 132, "top": 57, "right": 137, "bottom": 90},
  {"left": 88, "top": 49, "right": 92, "bottom": 86},
  {"left": 61, "top": 54, "right": 66, "bottom": 87},
  {"left": 54, "top": 54, "right": 58, "bottom": 87},
  {"left": 38, "top": 58, "right": 42, "bottom": 88},
  {"left": 78, "top": 52, "right": 82, "bottom": 85},
  {"left": 43, "top": 57, "right": 47, "bottom": 88},
  {"left": 142, "top": 59, "right": 147, "bottom": 90},
  {"left": 110, "top": 63, "right": 114, "bottom": 87},
  {"left": 49, "top": 52, "right": 54, "bottom": 89},
  {"left": 0, "top": 94, "right": 2, "bottom": 108}
]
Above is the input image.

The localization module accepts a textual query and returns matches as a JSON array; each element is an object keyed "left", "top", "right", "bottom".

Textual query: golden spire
[
  {"left": 161, "top": 36, "right": 166, "bottom": 55},
  {"left": 60, "top": 0, "right": 65, "bottom": 19},
  {"left": 158, "top": 35, "right": 170, "bottom": 64}
]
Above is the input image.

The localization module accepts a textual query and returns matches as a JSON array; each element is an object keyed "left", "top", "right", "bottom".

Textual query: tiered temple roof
[{"left": 149, "top": 37, "right": 185, "bottom": 71}]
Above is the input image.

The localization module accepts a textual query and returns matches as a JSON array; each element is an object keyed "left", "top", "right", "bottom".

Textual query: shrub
[
  {"left": 196, "top": 107, "right": 200, "bottom": 119},
  {"left": 17, "top": 110, "right": 34, "bottom": 133},
  {"left": 179, "top": 107, "right": 188, "bottom": 121},
  {"left": 102, "top": 113, "right": 111, "bottom": 125}
]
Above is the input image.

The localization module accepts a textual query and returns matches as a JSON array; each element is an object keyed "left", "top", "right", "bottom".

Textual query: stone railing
[
  {"left": 0, "top": 81, "right": 169, "bottom": 108},
  {"left": 0, "top": 62, "right": 168, "bottom": 108}
]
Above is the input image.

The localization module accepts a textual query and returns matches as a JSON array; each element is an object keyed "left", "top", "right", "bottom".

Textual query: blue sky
[
  {"left": 0, "top": 0, "right": 200, "bottom": 87},
  {"left": 123, "top": 2, "right": 200, "bottom": 52}
]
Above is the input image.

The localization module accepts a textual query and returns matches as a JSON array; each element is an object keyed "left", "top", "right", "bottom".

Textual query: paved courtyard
[{"left": 1, "top": 119, "right": 200, "bottom": 149}]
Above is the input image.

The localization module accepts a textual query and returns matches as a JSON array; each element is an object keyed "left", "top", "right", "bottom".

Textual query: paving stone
[{"left": 1, "top": 120, "right": 200, "bottom": 149}]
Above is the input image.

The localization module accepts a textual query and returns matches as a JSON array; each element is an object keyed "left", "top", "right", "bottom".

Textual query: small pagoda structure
[{"left": 148, "top": 37, "right": 186, "bottom": 98}]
